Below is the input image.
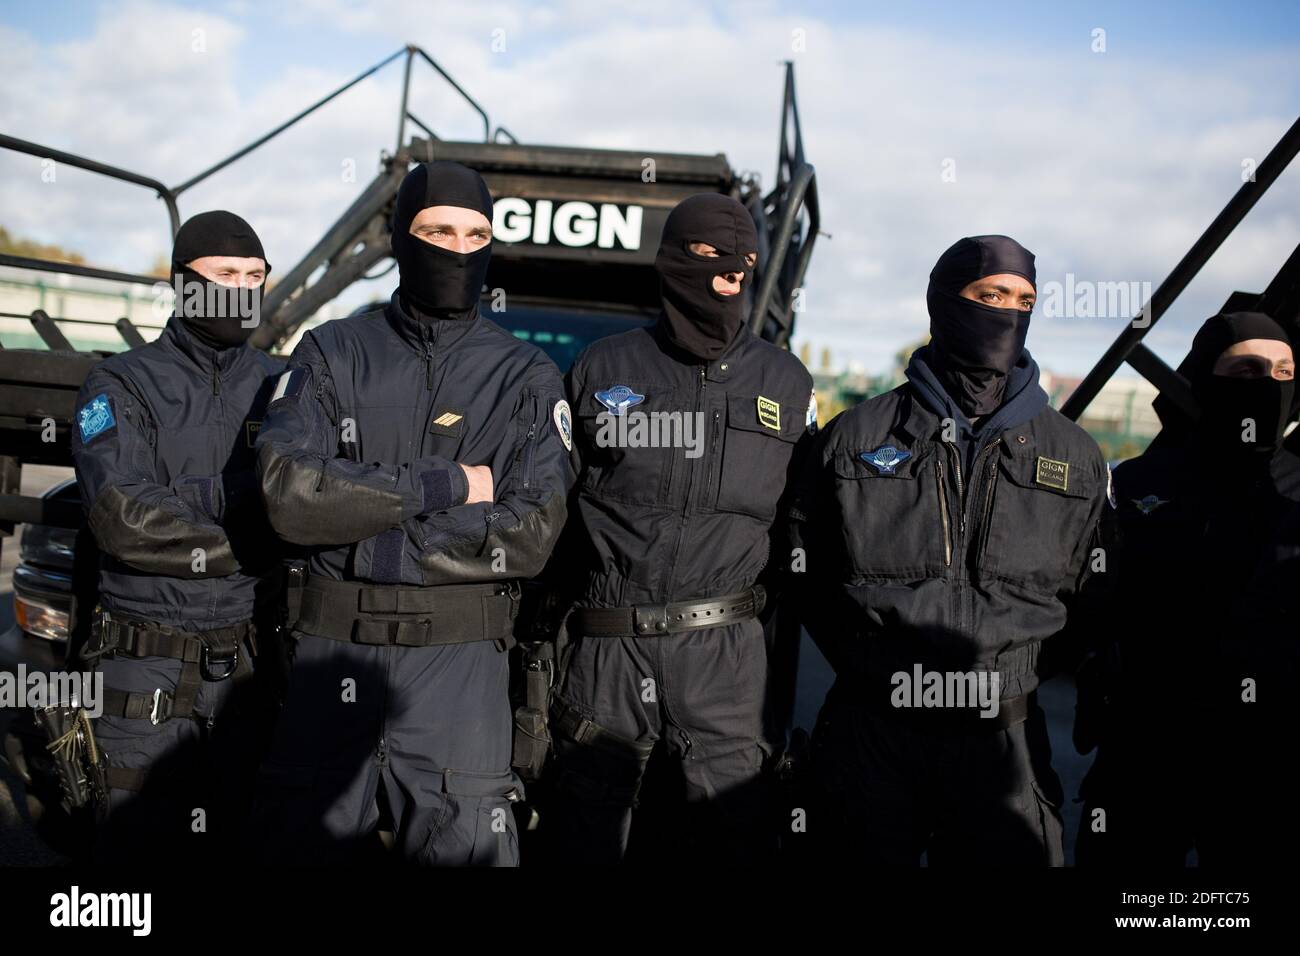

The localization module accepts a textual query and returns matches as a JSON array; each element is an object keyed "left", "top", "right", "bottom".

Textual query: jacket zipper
[
  {"left": 521, "top": 395, "right": 539, "bottom": 490},
  {"left": 703, "top": 407, "right": 721, "bottom": 508},
  {"left": 478, "top": 510, "right": 501, "bottom": 556},
  {"left": 965, "top": 438, "right": 1003, "bottom": 566},
  {"left": 210, "top": 355, "right": 226, "bottom": 621},
  {"left": 935, "top": 458, "right": 952, "bottom": 567},
  {"left": 665, "top": 365, "right": 706, "bottom": 595},
  {"left": 944, "top": 442, "right": 965, "bottom": 535},
  {"left": 976, "top": 454, "right": 1000, "bottom": 563},
  {"left": 943, "top": 441, "right": 966, "bottom": 637},
  {"left": 416, "top": 327, "right": 435, "bottom": 457}
]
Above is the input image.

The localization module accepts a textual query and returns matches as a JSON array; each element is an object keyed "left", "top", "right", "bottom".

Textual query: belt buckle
[
  {"left": 201, "top": 644, "right": 239, "bottom": 682},
  {"left": 632, "top": 604, "right": 669, "bottom": 636},
  {"left": 149, "top": 688, "right": 173, "bottom": 726},
  {"left": 89, "top": 610, "right": 117, "bottom": 657}
]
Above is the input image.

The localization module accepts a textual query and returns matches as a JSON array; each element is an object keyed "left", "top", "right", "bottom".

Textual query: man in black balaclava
[
  {"left": 785, "top": 234, "right": 1110, "bottom": 866},
  {"left": 924, "top": 235, "right": 1037, "bottom": 419},
  {"left": 655, "top": 192, "right": 758, "bottom": 359},
  {"left": 389, "top": 159, "right": 494, "bottom": 323},
  {"left": 544, "top": 193, "right": 815, "bottom": 864},
  {"left": 253, "top": 161, "right": 572, "bottom": 865},
  {"left": 71, "top": 211, "right": 283, "bottom": 863},
  {"left": 170, "top": 209, "right": 270, "bottom": 349},
  {"left": 1076, "top": 312, "right": 1298, "bottom": 868}
]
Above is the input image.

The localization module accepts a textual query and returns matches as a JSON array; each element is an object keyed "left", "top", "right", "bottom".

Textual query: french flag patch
[{"left": 270, "top": 368, "right": 306, "bottom": 404}]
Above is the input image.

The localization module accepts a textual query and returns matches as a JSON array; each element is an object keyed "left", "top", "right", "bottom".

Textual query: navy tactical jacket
[
  {"left": 71, "top": 315, "right": 283, "bottom": 630},
  {"left": 787, "top": 381, "right": 1109, "bottom": 700},
  {"left": 256, "top": 292, "right": 571, "bottom": 588}
]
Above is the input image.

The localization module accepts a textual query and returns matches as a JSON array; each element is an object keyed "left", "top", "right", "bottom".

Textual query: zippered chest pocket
[
  {"left": 714, "top": 392, "right": 801, "bottom": 519},
  {"left": 513, "top": 393, "right": 541, "bottom": 491},
  {"left": 831, "top": 445, "right": 947, "bottom": 577},
  {"left": 576, "top": 382, "right": 681, "bottom": 507},
  {"left": 979, "top": 453, "right": 1097, "bottom": 592}
]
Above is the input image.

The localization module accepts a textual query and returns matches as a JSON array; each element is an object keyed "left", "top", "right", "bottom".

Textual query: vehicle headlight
[{"left": 14, "top": 596, "right": 69, "bottom": 642}]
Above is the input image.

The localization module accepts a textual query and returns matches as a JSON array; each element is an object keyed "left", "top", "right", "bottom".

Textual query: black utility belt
[
  {"left": 570, "top": 586, "right": 765, "bottom": 638},
  {"left": 87, "top": 612, "right": 249, "bottom": 680},
  {"left": 87, "top": 612, "right": 253, "bottom": 725},
  {"left": 291, "top": 576, "right": 521, "bottom": 647}
]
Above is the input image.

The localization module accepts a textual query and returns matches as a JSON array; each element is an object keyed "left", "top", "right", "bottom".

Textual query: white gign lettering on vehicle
[{"left": 492, "top": 197, "right": 644, "bottom": 251}]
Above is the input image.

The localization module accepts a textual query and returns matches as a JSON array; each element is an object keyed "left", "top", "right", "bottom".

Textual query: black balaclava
[
  {"left": 926, "top": 235, "right": 1037, "bottom": 417},
  {"left": 170, "top": 210, "right": 270, "bottom": 350},
  {"left": 391, "top": 161, "right": 494, "bottom": 322},
  {"left": 654, "top": 193, "right": 759, "bottom": 361},
  {"left": 1180, "top": 312, "right": 1295, "bottom": 460}
]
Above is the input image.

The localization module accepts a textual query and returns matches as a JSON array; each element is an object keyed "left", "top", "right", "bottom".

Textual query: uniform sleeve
[
  {"left": 757, "top": 382, "right": 819, "bottom": 615},
  {"left": 71, "top": 367, "right": 237, "bottom": 578},
  {"left": 498, "top": 357, "right": 593, "bottom": 622},
  {"left": 352, "top": 361, "right": 576, "bottom": 585},
  {"left": 782, "top": 416, "right": 856, "bottom": 670},
  {"left": 1058, "top": 457, "right": 1113, "bottom": 603},
  {"left": 255, "top": 332, "right": 470, "bottom": 547},
  {"left": 1042, "top": 456, "right": 1116, "bottom": 678}
]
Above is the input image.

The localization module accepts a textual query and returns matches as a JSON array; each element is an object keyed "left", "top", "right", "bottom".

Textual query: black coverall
[
  {"left": 547, "top": 322, "right": 813, "bottom": 864},
  {"left": 786, "top": 365, "right": 1108, "bottom": 866}
]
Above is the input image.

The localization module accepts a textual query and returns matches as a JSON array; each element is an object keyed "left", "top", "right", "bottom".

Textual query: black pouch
[{"left": 510, "top": 640, "right": 555, "bottom": 782}]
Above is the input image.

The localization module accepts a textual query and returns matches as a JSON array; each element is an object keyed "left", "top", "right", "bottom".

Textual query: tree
[{"left": 0, "top": 225, "right": 85, "bottom": 265}]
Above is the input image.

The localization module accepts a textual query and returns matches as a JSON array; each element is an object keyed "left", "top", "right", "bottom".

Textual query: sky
[{"left": 1, "top": 0, "right": 1298, "bottom": 377}]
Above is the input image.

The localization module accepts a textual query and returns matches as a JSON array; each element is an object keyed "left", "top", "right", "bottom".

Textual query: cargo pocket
[
  {"left": 981, "top": 453, "right": 1098, "bottom": 592},
  {"left": 576, "top": 382, "right": 681, "bottom": 507},
  {"left": 419, "top": 768, "right": 522, "bottom": 867},
  {"left": 714, "top": 393, "right": 802, "bottom": 519},
  {"left": 831, "top": 443, "right": 944, "bottom": 576}
]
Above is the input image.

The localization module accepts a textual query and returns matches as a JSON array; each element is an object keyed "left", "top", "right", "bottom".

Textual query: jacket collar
[
  {"left": 895, "top": 386, "right": 1043, "bottom": 460},
  {"left": 649, "top": 314, "right": 749, "bottom": 385},
  {"left": 383, "top": 289, "right": 479, "bottom": 356},
  {"left": 161, "top": 314, "right": 253, "bottom": 378}
]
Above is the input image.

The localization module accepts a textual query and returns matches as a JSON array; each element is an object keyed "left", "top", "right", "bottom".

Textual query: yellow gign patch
[
  {"left": 1035, "top": 456, "right": 1069, "bottom": 492},
  {"left": 756, "top": 396, "right": 781, "bottom": 431}
]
